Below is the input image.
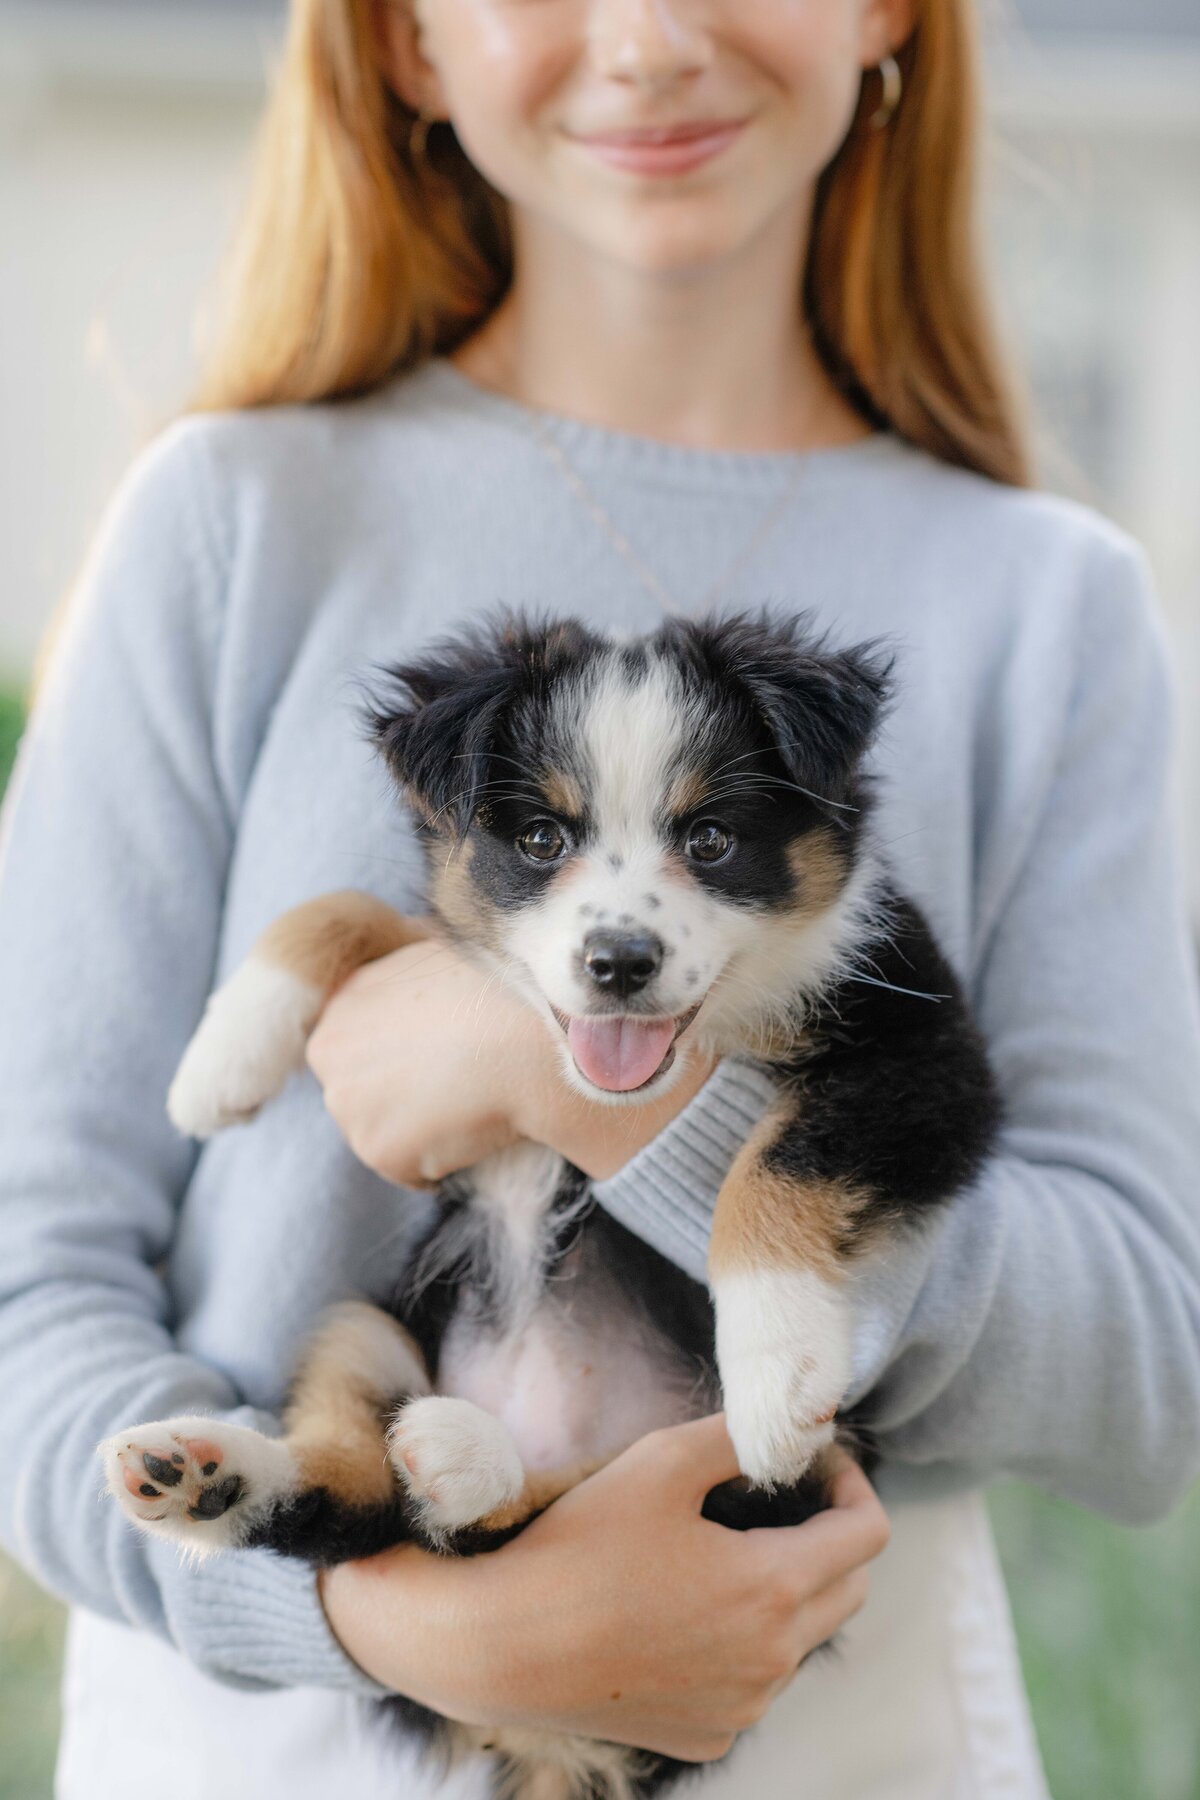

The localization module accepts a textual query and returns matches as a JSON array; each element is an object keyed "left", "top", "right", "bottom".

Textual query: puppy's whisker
[
  {"left": 329, "top": 845, "right": 423, "bottom": 871},
  {"left": 842, "top": 973, "right": 948, "bottom": 1003},
  {"left": 697, "top": 745, "right": 860, "bottom": 812},
  {"left": 468, "top": 960, "right": 516, "bottom": 1032},
  {"left": 422, "top": 780, "right": 543, "bottom": 832},
  {"left": 453, "top": 750, "right": 541, "bottom": 777},
  {"left": 872, "top": 827, "right": 930, "bottom": 853},
  {"left": 358, "top": 945, "right": 463, "bottom": 990}
]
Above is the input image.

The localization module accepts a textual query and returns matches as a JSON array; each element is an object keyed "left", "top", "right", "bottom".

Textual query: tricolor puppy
[{"left": 102, "top": 613, "right": 999, "bottom": 1800}]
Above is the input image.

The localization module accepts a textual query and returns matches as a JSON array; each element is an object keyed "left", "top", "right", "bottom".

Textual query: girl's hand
[
  {"left": 319, "top": 1415, "right": 889, "bottom": 1761},
  {"left": 304, "top": 939, "right": 715, "bottom": 1186}
]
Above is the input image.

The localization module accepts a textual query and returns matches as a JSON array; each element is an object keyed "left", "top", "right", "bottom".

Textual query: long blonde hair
[{"left": 194, "top": 0, "right": 1031, "bottom": 487}]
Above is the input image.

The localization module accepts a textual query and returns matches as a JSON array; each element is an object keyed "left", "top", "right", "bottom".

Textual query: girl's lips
[{"left": 569, "top": 121, "right": 747, "bottom": 178}]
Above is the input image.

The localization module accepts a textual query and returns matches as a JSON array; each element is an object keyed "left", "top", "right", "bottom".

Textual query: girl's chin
[{"left": 555, "top": 195, "right": 761, "bottom": 276}]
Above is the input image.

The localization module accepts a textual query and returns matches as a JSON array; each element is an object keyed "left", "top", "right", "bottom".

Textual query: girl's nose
[{"left": 587, "top": 0, "right": 713, "bottom": 90}]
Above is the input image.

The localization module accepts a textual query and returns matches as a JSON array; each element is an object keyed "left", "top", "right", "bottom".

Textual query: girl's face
[{"left": 383, "top": 0, "right": 914, "bottom": 276}]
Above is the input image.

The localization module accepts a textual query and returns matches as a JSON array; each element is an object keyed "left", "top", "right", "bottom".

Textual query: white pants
[{"left": 56, "top": 1490, "right": 1050, "bottom": 1800}]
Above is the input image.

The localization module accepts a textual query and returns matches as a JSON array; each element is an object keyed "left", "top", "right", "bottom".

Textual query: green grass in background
[
  {"left": 0, "top": 686, "right": 1197, "bottom": 1798},
  {"left": 0, "top": 687, "right": 60, "bottom": 1800},
  {"left": 0, "top": 1556, "right": 65, "bottom": 1800},
  {"left": 991, "top": 1482, "right": 1200, "bottom": 1798},
  {"left": 0, "top": 684, "right": 23, "bottom": 792}
]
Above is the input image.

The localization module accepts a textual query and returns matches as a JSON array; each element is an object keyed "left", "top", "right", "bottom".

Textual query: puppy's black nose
[{"left": 583, "top": 929, "right": 664, "bottom": 998}]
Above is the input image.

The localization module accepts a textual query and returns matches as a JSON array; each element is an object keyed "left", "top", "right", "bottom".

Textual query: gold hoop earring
[{"left": 868, "top": 54, "right": 902, "bottom": 130}]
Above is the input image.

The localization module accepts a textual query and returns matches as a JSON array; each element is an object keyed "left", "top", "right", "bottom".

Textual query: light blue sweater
[{"left": 2, "top": 358, "right": 1199, "bottom": 1700}]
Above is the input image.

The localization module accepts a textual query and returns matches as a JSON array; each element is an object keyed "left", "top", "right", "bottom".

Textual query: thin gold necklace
[{"left": 518, "top": 405, "right": 816, "bottom": 618}]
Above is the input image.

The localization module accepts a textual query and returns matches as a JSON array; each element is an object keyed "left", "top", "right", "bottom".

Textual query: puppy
[{"left": 102, "top": 613, "right": 999, "bottom": 1800}]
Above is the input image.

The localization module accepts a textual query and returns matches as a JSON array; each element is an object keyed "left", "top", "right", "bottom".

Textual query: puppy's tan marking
[
  {"left": 258, "top": 890, "right": 428, "bottom": 994},
  {"left": 285, "top": 1304, "right": 430, "bottom": 1506},
  {"left": 540, "top": 768, "right": 584, "bottom": 820},
  {"left": 667, "top": 765, "right": 709, "bottom": 817},
  {"left": 431, "top": 841, "right": 503, "bottom": 951},
  {"left": 786, "top": 828, "right": 850, "bottom": 920},
  {"left": 707, "top": 1105, "right": 867, "bottom": 1283}
]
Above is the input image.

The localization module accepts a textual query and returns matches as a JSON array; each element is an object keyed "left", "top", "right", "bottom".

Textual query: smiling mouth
[
  {"left": 573, "top": 118, "right": 747, "bottom": 146},
  {"left": 550, "top": 1001, "right": 703, "bottom": 1094},
  {"left": 569, "top": 123, "right": 746, "bottom": 179}
]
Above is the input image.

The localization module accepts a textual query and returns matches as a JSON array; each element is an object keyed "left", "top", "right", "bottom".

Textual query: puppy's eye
[
  {"left": 517, "top": 819, "right": 569, "bottom": 864},
  {"left": 686, "top": 821, "right": 735, "bottom": 864}
]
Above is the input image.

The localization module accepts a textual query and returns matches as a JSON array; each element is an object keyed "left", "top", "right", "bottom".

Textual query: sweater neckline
[{"left": 411, "top": 355, "right": 908, "bottom": 486}]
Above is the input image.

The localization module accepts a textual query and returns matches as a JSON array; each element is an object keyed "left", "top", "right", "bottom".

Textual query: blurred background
[{"left": 1, "top": 1, "right": 1198, "bottom": 1794}]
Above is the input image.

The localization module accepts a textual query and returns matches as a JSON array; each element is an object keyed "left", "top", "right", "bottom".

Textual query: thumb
[{"left": 654, "top": 1411, "right": 745, "bottom": 1501}]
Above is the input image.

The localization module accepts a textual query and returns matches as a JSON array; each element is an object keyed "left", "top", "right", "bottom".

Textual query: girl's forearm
[{"left": 317, "top": 1420, "right": 889, "bottom": 1762}]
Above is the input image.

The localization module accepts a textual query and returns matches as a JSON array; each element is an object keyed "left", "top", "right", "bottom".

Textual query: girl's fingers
[
  {"left": 829, "top": 1462, "right": 891, "bottom": 1562},
  {"left": 680, "top": 1412, "right": 749, "bottom": 1498},
  {"left": 632, "top": 1412, "right": 745, "bottom": 1499},
  {"left": 824, "top": 1446, "right": 881, "bottom": 1513},
  {"left": 648, "top": 1418, "right": 891, "bottom": 1563},
  {"left": 747, "top": 1459, "right": 890, "bottom": 1579},
  {"left": 782, "top": 1567, "right": 872, "bottom": 1675}
]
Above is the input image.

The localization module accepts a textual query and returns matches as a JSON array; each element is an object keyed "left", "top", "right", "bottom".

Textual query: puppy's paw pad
[
  {"left": 100, "top": 1416, "right": 293, "bottom": 1554},
  {"left": 387, "top": 1397, "right": 524, "bottom": 1534},
  {"left": 103, "top": 1424, "right": 242, "bottom": 1535}
]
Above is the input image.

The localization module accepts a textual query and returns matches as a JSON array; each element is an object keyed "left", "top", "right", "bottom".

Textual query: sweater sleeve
[
  {"left": 594, "top": 539, "right": 1200, "bottom": 1525},
  {"left": 0, "top": 427, "right": 384, "bottom": 1695}
]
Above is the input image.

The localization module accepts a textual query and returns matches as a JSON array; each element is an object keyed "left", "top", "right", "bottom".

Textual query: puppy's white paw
[
  {"left": 715, "top": 1269, "right": 850, "bottom": 1489},
  {"left": 387, "top": 1397, "right": 524, "bottom": 1539},
  {"left": 99, "top": 1415, "right": 296, "bottom": 1557},
  {"left": 167, "top": 958, "right": 323, "bottom": 1137}
]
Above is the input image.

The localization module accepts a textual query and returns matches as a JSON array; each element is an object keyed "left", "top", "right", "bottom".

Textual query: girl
[{"left": 2, "top": 1, "right": 1199, "bottom": 1796}]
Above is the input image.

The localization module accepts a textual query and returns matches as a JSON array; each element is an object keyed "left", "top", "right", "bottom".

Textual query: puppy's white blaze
[
  {"left": 578, "top": 658, "right": 686, "bottom": 849},
  {"left": 100, "top": 1415, "right": 298, "bottom": 1558},
  {"left": 388, "top": 1396, "right": 525, "bottom": 1534},
  {"left": 503, "top": 836, "right": 733, "bottom": 1047},
  {"left": 714, "top": 1268, "right": 851, "bottom": 1487},
  {"left": 167, "top": 956, "right": 323, "bottom": 1138}
]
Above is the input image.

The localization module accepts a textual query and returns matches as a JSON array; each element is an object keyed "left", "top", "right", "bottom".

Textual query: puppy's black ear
[
  {"left": 361, "top": 633, "right": 523, "bottom": 836},
  {"left": 674, "top": 613, "right": 894, "bottom": 803},
  {"left": 360, "top": 614, "right": 601, "bottom": 835}
]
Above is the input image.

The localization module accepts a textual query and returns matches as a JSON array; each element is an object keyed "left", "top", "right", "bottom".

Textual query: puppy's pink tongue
[{"left": 567, "top": 1017, "right": 675, "bottom": 1092}]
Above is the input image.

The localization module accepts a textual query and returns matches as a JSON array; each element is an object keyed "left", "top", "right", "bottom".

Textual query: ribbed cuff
[
  {"left": 592, "top": 1058, "right": 780, "bottom": 1282},
  {"left": 142, "top": 1402, "right": 391, "bottom": 1698},
  {"left": 149, "top": 1532, "right": 389, "bottom": 1697}
]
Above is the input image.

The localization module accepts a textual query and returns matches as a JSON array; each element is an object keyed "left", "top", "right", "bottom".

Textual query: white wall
[
  {"left": 984, "top": 102, "right": 1200, "bottom": 914},
  {"left": 0, "top": 83, "right": 262, "bottom": 674}
]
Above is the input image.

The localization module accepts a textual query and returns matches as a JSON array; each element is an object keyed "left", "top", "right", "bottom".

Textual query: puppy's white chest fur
[
  {"left": 439, "top": 1302, "right": 699, "bottom": 1472},
  {"left": 436, "top": 1144, "right": 705, "bottom": 1470}
]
